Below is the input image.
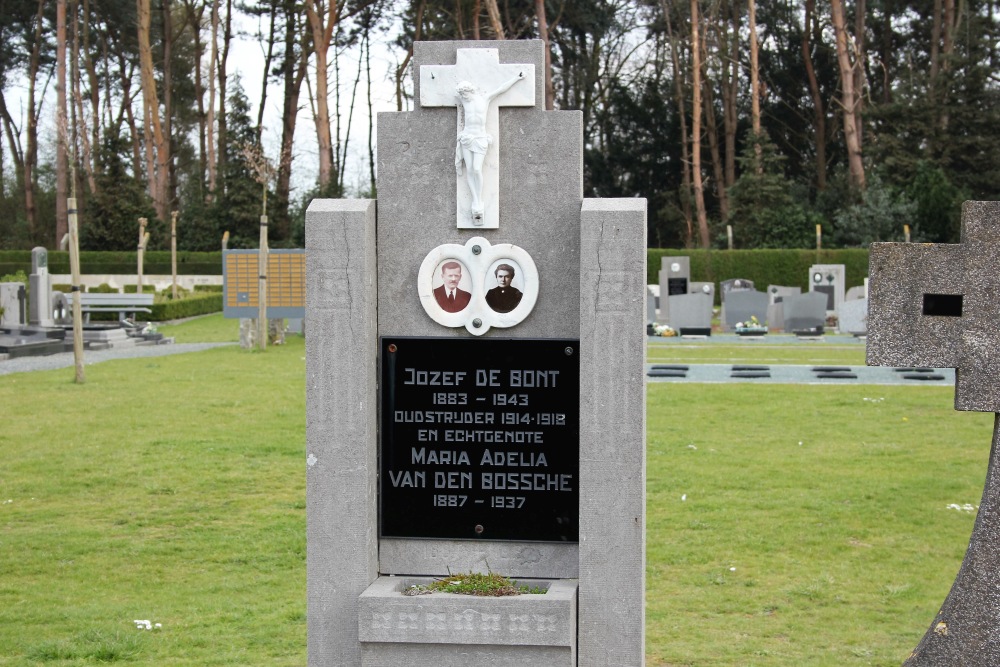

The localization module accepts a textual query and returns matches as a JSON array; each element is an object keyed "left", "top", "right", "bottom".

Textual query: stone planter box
[{"left": 358, "top": 575, "right": 578, "bottom": 667}]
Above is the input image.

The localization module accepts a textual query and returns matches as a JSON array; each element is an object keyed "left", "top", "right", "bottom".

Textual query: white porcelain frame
[{"left": 418, "top": 237, "right": 538, "bottom": 335}]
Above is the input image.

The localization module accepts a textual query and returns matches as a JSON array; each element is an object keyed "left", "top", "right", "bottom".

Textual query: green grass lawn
[{"left": 0, "top": 316, "right": 990, "bottom": 665}]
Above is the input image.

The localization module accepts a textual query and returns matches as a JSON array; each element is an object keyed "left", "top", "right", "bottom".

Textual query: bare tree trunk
[
  {"left": 853, "top": 0, "right": 866, "bottom": 147},
  {"left": 257, "top": 3, "right": 278, "bottom": 140},
  {"left": 304, "top": 0, "right": 338, "bottom": 190},
  {"left": 396, "top": 0, "right": 425, "bottom": 111},
  {"left": 721, "top": 2, "right": 739, "bottom": 190},
  {"left": 365, "top": 22, "right": 375, "bottom": 194},
  {"left": 277, "top": 0, "right": 308, "bottom": 236},
  {"left": 472, "top": 0, "right": 481, "bottom": 39},
  {"left": 207, "top": 0, "right": 219, "bottom": 199},
  {"left": 703, "top": 78, "right": 727, "bottom": 222},
  {"left": 80, "top": 0, "right": 100, "bottom": 187},
  {"left": 71, "top": 0, "right": 96, "bottom": 197},
  {"left": 137, "top": 0, "right": 171, "bottom": 220},
  {"left": 690, "top": 0, "right": 709, "bottom": 248},
  {"left": 24, "top": 0, "right": 45, "bottom": 241},
  {"left": 182, "top": 0, "right": 207, "bottom": 199},
  {"left": 663, "top": 2, "right": 692, "bottom": 246},
  {"left": 484, "top": 0, "right": 504, "bottom": 38},
  {"left": 930, "top": 0, "right": 943, "bottom": 87},
  {"left": 748, "top": 0, "right": 762, "bottom": 173},
  {"left": 162, "top": 0, "right": 176, "bottom": 209},
  {"left": 535, "top": 0, "right": 554, "bottom": 109},
  {"left": 217, "top": 0, "right": 232, "bottom": 193},
  {"left": 116, "top": 56, "right": 144, "bottom": 178},
  {"left": 939, "top": 0, "right": 956, "bottom": 129},
  {"left": 831, "top": 0, "right": 865, "bottom": 190},
  {"left": 57, "top": 0, "right": 69, "bottom": 246},
  {"left": 802, "top": 0, "right": 827, "bottom": 189}
]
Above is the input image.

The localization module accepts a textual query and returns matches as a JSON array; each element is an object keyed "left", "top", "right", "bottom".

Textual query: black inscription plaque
[
  {"left": 667, "top": 277, "right": 688, "bottom": 296},
  {"left": 380, "top": 337, "right": 579, "bottom": 542}
]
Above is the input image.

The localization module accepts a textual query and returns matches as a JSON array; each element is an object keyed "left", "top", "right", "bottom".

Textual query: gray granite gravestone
[
  {"left": 808, "top": 264, "right": 845, "bottom": 315},
  {"left": 723, "top": 290, "right": 768, "bottom": 331},
  {"left": 29, "top": 247, "right": 54, "bottom": 327},
  {"left": 0, "top": 283, "right": 26, "bottom": 326},
  {"left": 782, "top": 292, "right": 827, "bottom": 333},
  {"left": 657, "top": 256, "right": 690, "bottom": 324},
  {"left": 306, "top": 40, "right": 645, "bottom": 667},
  {"left": 646, "top": 285, "right": 657, "bottom": 325},
  {"left": 868, "top": 201, "right": 1000, "bottom": 666},
  {"left": 690, "top": 281, "right": 714, "bottom": 300},
  {"left": 845, "top": 285, "right": 867, "bottom": 301},
  {"left": 668, "top": 292, "right": 713, "bottom": 334},
  {"left": 766, "top": 285, "right": 801, "bottom": 332},
  {"left": 837, "top": 298, "right": 867, "bottom": 335},
  {"left": 719, "top": 279, "right": 754, "bottom": 331}
]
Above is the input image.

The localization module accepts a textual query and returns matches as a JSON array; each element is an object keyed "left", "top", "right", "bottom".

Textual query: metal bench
[{"left": 64, "top": 292, "right": 155, "bottom": 324}]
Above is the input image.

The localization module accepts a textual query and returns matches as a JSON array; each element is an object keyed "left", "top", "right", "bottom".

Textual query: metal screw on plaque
[
  {"left": 474, "top": 524, "right": 484, "bottom": 535},
  {"left": 472, "top": 318, "right": 482, "bottom": 328},
  {"left": 564, "top": 346, "right": 574, "bottom": 356},
  {"left": 388, "top": 343, "right": 397, "bottom": 353},
  {"left": 472, "top": 245, "right": 481, "bottom": 255}
]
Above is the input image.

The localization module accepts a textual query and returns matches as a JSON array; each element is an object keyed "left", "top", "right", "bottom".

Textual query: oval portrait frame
[{"left": 418, "top": 237, "right": 538, "bottom": 335}]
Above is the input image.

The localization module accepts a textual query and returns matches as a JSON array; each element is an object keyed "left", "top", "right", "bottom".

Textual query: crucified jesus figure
[{"left": 455, "top": 72, "right": 525, "bottom": 224}]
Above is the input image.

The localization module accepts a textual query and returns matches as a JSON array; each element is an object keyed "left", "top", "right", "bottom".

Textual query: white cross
[{"left": 420, "top": 48, "right": 536, "bottom": 229}]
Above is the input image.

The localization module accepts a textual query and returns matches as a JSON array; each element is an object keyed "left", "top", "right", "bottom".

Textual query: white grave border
[{"left": 418, "top": 237, "right": 538, "bottom": 335}]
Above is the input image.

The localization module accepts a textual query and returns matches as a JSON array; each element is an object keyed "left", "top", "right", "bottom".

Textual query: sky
[
  {"left": 5, "top": 10, "right": 411, "bottom": 203},
  {"left": 230, "top": 11, "right": 408, "bottom": 198}
]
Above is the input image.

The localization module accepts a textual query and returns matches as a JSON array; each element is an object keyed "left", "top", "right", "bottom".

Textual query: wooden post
[
  {"left": 258, "top": 214, "right": 268, "bottom": 351},
  {"left": 68, "top": 197, "right": 85, "bottom": 383},
  {"left": 904, "top": 224, "right": 911, "bottom": 243},
  {"left": 171, "top": 210, "right": 178, "bottom": 300},
  {"left": 137, "top": 217, "right": 148, "bottom": 293},
  {"left": 222, "top": 230, "right": 229, "bottom": 251},
  {"left": 816, "top": 224, "right": 822, "bottom": 251},
  {"left": 726, "top": 224, "right": 733, "bottom": 250}
]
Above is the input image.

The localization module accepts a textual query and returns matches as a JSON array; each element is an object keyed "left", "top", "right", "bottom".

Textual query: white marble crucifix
[{"left": 420, "top": 48, "right": 536, "bottom": 229}]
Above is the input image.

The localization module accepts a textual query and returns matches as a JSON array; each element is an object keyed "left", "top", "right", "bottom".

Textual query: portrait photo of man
[
  {"left": 433, "top": 261, "right": 472, "bottom": 313},
  {"left": 485, "top": 262, "right": 523, "bottom": 313}
]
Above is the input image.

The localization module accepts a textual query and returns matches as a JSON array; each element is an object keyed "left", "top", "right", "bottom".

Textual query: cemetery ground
[{"left": 0, "top": 315, "right": 992, "bottom": 666}]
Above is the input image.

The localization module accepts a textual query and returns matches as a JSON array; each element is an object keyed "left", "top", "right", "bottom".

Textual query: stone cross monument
[
  {"left": 306, "top": 40, "right": 646, "bottom": 666},
  {"left": 868, "top": 200, "right": 1000, "bottom": 666}
]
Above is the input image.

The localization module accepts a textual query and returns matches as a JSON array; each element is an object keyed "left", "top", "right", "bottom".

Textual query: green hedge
[
  {"left": 83, "top": 292, "right": 223, "bottom": 322},
  {"left": 0, "top": 250, "right": 223, "bottom": 276},
  {"left": 648, "top": 249, "right": 870, "bottom": 302},
  {"left": 147, "top": 293, "right": 223, "bottom": 321}
]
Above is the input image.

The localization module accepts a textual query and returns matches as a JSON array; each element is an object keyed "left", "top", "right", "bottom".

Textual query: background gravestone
[
  {"left": 657, "top": 256, "right": 689, "bottom": 324},
  {"left": 719, "top": 279, "right": 754, "bottom": 331},
  {"left": 782, "top": 292, "right": 827, "bottom": 334},
  {"left": 306, "top": 40, "right": 645, "bottom": 667},
  {"left": 723, "top": 290, "right": 769, "bottom": 330},
  {"left": 837, "top": 298, "right": 868, "bottom": 335},
  {"left": 868, "top": 201, "right": 1000, "bottom": 666},
  {"left": 766, "top": 285, "right": 801, "bottom": 332},
  {"left": 29, "top": 247, "right": 54, "bottom": 327},
  {"left": 0, "top": 283, "right": 26, "bottom": 327},
  {"left": 668, "top": 292, "right": 713, "bottom": 334},
  {"left": 808, "top": 264, "right": 845, "bottom": 315}
]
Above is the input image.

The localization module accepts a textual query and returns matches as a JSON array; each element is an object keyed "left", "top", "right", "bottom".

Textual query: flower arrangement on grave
[
  {"left": 735, "top": 315, "right": 768, "bottom": 334},
  {"left": 651, "top": 323, "right": 676, "bottom": 337}
]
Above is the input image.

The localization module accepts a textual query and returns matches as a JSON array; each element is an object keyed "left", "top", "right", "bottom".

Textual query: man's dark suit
[{"left": 434, "top": 285, "right": 472, "bottom": 312}]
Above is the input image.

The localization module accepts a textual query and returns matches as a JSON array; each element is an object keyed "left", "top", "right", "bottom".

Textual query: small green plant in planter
[{"left": 403, "top": 571, "right": 546, "bottom": 597}]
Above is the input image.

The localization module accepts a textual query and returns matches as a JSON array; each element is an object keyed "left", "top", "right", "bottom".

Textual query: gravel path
[{"left": 0, "top": 342, "right": 236, "bottom": 376}]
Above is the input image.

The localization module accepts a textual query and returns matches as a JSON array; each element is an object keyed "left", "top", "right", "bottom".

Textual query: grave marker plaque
[{"left": 379, "top": 337, "right": 579, "bottom": 542}]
